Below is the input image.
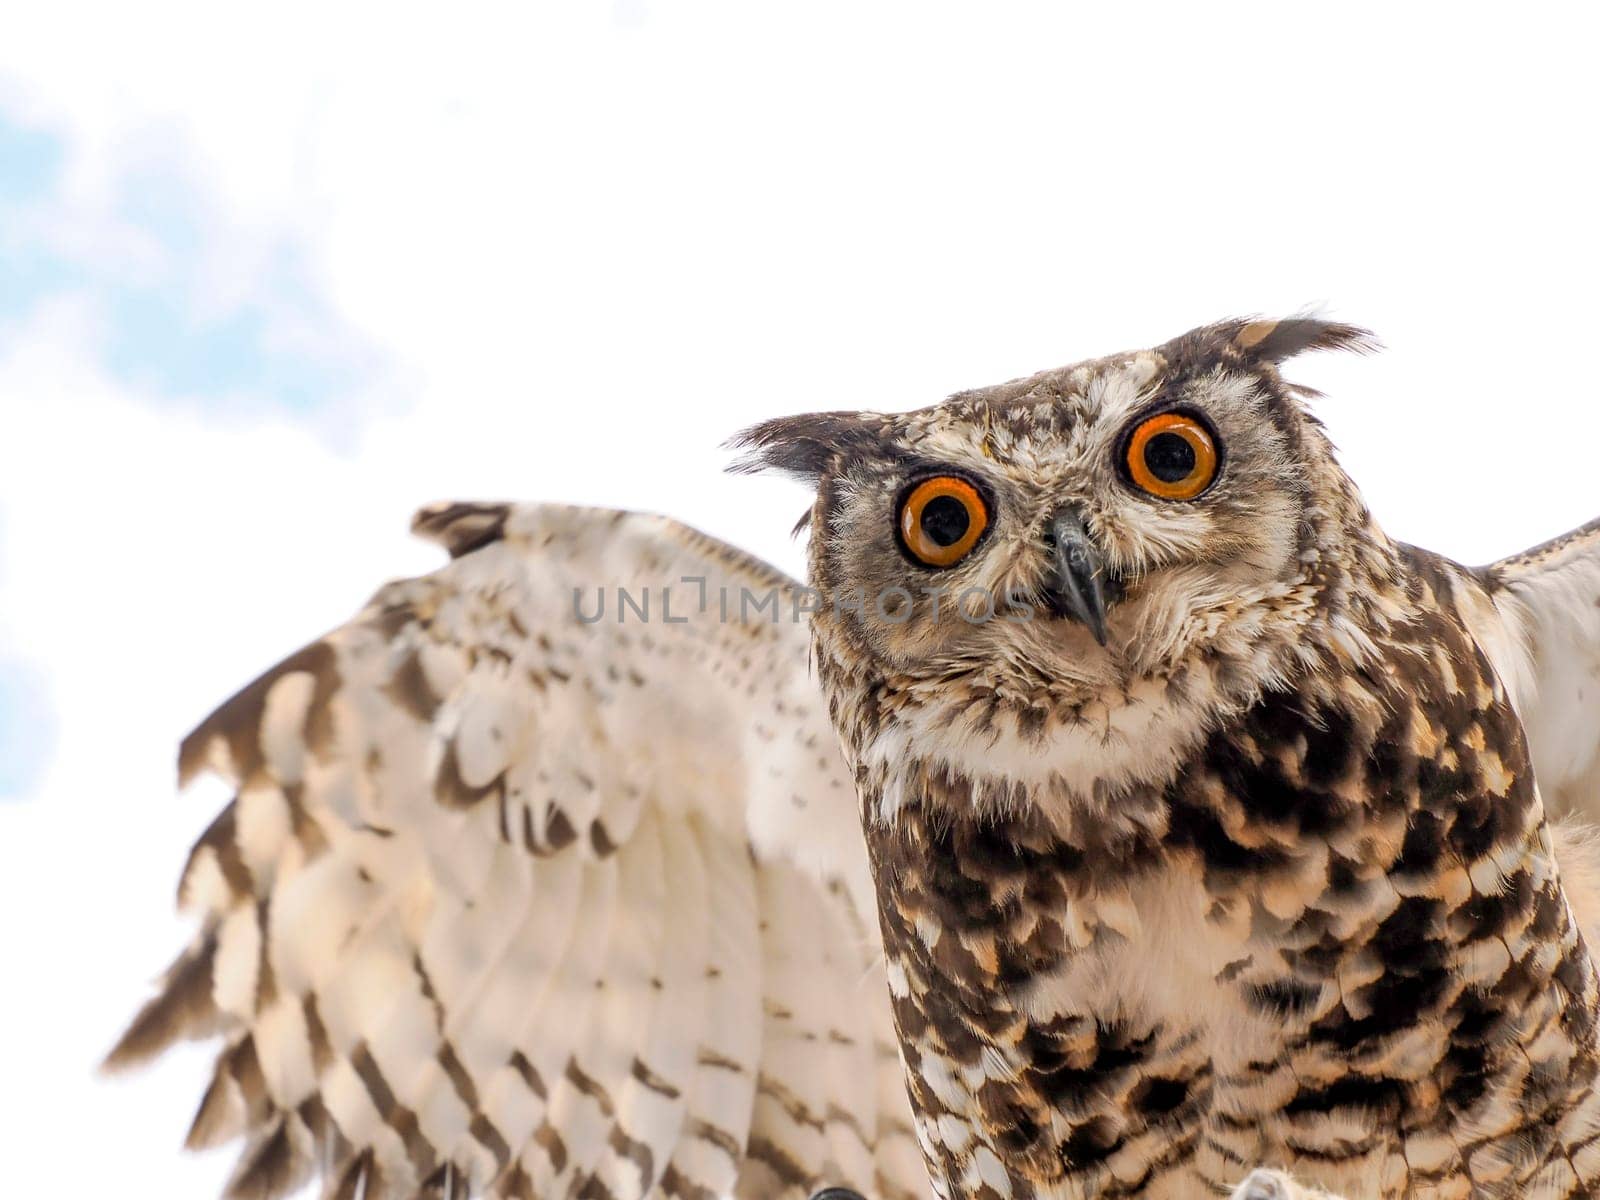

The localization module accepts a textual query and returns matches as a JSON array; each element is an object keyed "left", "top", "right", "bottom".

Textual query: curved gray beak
[{"left": 1046, "top": 510, "right": 1111, "bottom": 645}]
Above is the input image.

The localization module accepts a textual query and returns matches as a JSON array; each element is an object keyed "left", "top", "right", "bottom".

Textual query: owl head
[{"left": 734, "top": 318, "right": 1386, "bottom": 796}]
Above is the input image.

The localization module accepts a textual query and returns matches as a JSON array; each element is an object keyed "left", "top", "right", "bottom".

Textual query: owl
[{"left": 109, "top": 318, "right": 1600, "bottom": 1200}]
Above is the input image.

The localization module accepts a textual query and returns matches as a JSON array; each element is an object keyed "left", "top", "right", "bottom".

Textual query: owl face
[{"left": 737, "top": 319, "right": 1376, "bottom": 715}]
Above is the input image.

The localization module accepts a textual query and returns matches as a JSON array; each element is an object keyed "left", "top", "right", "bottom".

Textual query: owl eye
[
  {"left": 1124, "top": 412, "right": 1219, "bottom": 501},
  {"left": 898, "top": 475, "right": 989, "bottom": 568}
]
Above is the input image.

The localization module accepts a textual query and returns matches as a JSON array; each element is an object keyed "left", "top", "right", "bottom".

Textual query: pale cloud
[
  {"left": 0, "top": 2, "right": 1596, "bottom": 1196},
  {"left": 7, "top": 2, "right": 1598, "bottom": 547},
  {"left": 0, "top": 303, "right": 398, "bottom": 1197},
  {"left": 0, "top": 116, "right": 387, "bottom": 440}
]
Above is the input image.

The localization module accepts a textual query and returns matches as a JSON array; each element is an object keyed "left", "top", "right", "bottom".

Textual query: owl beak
[{"left": 1045, "top": 510, "right": 1111, "bottom": 645}]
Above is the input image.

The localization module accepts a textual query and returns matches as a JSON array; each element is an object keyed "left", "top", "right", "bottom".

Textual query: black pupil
[
  {"left": 920, "top": 494, "right": 971, "bottom": 547},
  {"left": 1144, "top": 432, "right": 1197, "bottom": 483}
]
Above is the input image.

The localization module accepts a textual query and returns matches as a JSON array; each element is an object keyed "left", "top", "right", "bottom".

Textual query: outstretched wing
[
  {"left": 1479, "top": 518, "right": 1600, "bottom": 819},
  {"left": 107, "top": 502, "right": 925, "bottom": 1200}
]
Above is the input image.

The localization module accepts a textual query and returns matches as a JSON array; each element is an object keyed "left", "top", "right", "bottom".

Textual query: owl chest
[
  {"left": 871, "top": 825, "right": 1295, "bottom": 1197},
  {"left": 1009, "top": 865, "right": 1265, "bottom": 1044},
  {"left": 880, "top": 827, "right": 1272, "bottom": 1080},
  {"left": 868, "top": 749, "right": 1599, "bottom": 1200}
]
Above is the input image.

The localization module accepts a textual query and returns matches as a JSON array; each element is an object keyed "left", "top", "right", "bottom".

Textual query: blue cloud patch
[
  {"left": 0, "top": 656, "right": 55, "bottom": 800},
  {"left": 0, "top": 113, "right": 79, "bottom": 323},
  {"left": 0, "top": 109, "right": 379, "bottom": 419},
  {"left": 100, "top": 258, "right": 374, "bottom": 413},
  {"left": 0, "top": 113, "right": 62, "bottom": 204}
]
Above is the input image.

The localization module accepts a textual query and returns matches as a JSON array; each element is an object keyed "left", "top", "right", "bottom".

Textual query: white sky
[{"left": 0, "top": 2, "right": 1597, "bottom": 1195}]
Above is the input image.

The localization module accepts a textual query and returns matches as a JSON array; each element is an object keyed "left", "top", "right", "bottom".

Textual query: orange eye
[
  {"left": 1124, "top": 412, "right": 1219, "bottom": 501},
  {"left": 898, "top": 475, "right": 989, "bottom": 568}
]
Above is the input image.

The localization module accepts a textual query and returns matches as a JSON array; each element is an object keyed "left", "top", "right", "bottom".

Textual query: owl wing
[
  {"left": 107, "top": 502, "right": 925, "bottom": 1200},
  {"left": 1478, "top": 517, "right": 1600, "bottom": 819}
]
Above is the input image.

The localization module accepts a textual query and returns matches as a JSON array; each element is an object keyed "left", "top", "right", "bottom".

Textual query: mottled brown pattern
[
  {"left": 754, "top": 318, "right": 1600, "bottom": 1199},
  {"left": 115, "top": 318, "right": 1600, "bottom": 1200},
  {"left": 861, "top": 595, "right": 1598, "bottom": 1196}
]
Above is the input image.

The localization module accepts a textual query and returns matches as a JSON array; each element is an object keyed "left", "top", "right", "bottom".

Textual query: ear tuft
[
  {"left": 1164, "top": 315, "right": 1380, "bottom": 372},
  {"left": 1231, "top": 316, "right": 1380, "bottom": 363},
  {"left": 726, "top": 411, "right": 884, "bottom": 481}
]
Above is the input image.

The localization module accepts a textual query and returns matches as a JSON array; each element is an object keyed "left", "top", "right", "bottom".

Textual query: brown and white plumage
[
  {"left": 115, "top": 318, "right": 1600, "bottom": 1200},
  {"left": 735, "top": 318, "right": 1600, "bottom": 1200},
  {"left": 108, "top": 502, "right": 924, "bottom": 1200}
]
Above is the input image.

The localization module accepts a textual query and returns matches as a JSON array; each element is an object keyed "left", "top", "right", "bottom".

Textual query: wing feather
[
  {"left": 599, "top": 813, "right": 708, "bottom": 1198},
  {"left": 550, "top": 807, "right": 671, "bottom": 1197},
  {"left": 110, "top": 502, "right": 925, "bottom": 1199},
  {"left": 810, "top": 888, "right": 883, "bottom": 1189},
  {"left": 1480, "top": 518, "right": 1600, "bottom": 818},
  {"left": 659, "top": 815, "right": 763, "bottom": 1200}
]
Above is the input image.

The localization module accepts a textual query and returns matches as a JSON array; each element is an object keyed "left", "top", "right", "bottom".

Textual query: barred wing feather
[{"left": 107, "top": 502, "right": 925, "bottom": 1200}]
